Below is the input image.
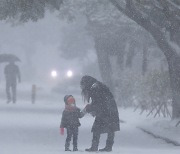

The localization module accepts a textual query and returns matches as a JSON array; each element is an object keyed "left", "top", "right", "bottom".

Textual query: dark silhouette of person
[
  {"left": 4, "top": 61, "right": 21, "bottom": 103},
  {"left": 80, "top": 75, "right": 120, "bottom": 152}
]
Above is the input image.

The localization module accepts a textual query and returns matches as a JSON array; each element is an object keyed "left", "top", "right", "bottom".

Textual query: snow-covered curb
[
  {"left": 137, "top": 127, "right": 180, "bottom": 146},
  {"left": 119, "top": 108, "right": 180, "bottom": 147},
  {"left": 137, "top": 118, "right": 180, "bottom": 145}
]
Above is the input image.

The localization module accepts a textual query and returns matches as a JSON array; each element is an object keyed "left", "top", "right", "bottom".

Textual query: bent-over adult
[{"left": 80, "top": 75, "right": 120, "bottom": 152}]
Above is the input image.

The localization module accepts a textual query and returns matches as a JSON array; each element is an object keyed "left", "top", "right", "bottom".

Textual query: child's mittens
[{"left": 60, "top": 127, "right": 64, "bottom": 135}]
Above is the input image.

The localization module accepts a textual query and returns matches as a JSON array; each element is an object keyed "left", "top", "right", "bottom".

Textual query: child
[{"left": 60, "top": 95, "right": 85, "bottom": 151}]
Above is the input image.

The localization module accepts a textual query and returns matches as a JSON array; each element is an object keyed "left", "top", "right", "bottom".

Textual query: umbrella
[{"left": 0, "top": 54, "right": 21, "bottom": 63}]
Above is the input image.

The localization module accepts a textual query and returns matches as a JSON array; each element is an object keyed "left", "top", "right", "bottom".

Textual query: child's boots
[
  {"left": 65, "top": 142, "right": 71, "bottom": 151},
  {"left": 73, "top": 147, "right": 78, "bottom": 151},
  {"left": 73, "top": 142, "right": 78, "bottom": 151},
  {"left": 65, "top": 148, "right": 71, "bottom": 151}
]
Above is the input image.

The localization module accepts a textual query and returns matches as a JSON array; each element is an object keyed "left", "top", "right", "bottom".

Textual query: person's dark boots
[
  {"left": 73, "top": 139, "right": 78, "bottom": 151},
  {"left": 99, "top": 139, "right": 113, "bottom": 152},
  {"left": 65, "top": 141, "right": 71, "bottom": 151},
  {"left": 73, "top": 144, "right": 78, "bottom": 151},
  {"left": 99, "top": 147, "right": 112, "bottom": 152},
  {"left": 86, "top": 132, "right": 100, "bottom": 151},
  {"left": 85, "top": 139, "right": 99, "bottom": 152},
  {"left": 85, "top": 147, "right": 98, "bottom": 152},
  {"left": 73, "top": 147, "right": 78, "bottom": 151},
  {"left": 65, "top": 148, "right": 71, "bottom": 151}
]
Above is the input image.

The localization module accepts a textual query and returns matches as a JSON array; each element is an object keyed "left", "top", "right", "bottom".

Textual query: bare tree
[{"left": 110, "top": 0, "right": 180, "bottom": 119}]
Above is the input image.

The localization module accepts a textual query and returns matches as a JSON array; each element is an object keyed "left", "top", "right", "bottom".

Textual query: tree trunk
[
  {"left": 151, "top": 32, "right": 180, "bottom": 119},
  {"left": 126, "top": 40, "right": 136, "bottom": 68},
  {"left": 116, "top": 43, "right": 125, "bottom": 71},
  {"left": 110, "top": 0, "right": 180, "bottom": 118},
  {"left": 95, "top": 39, "right": 114, "bottom": 93},
  {"left": 167, "top": 56, "right": 180, "bottom": 119},
  {"left": 142, "top": 43, "right": 148, "bottom": 76}
]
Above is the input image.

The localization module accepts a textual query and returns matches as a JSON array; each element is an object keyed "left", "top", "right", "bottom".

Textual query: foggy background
[
  {"left": 0, "top": 9, "right": 168, "bottom": 105},
  {"left": 0, "top": 11, "right": 100, "bottom": 102},
  {"left": 0, "top": 0, "right": 175, "bottom": 109},
  {"left": 0, "top": 1, "right": 180, "bottom": 154}
]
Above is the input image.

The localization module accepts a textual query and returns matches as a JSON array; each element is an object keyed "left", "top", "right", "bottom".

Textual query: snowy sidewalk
[
  {"left": 120, "top": 108, "right": 180, "bottom": 147},
  {"left": 0, "top": 101, "right": 179, "bottom": 154}
]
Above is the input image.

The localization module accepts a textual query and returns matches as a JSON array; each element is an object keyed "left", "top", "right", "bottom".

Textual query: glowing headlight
[
  {"left": 51, "top": 70, "right": 57, "bottom": 78},
  {"left": 67, "top": 70, "right": 73, "bottom": 78}
]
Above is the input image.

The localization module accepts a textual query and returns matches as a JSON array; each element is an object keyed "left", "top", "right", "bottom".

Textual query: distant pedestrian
[
  {"left": 81, "top": 75, "right": 120, "bottom": 152},
  {"left": 60, "top": 95, "right": 85, "bottom": 151},
  {"left": 4, "top": 61, "right": 21, "bottom": 103}
]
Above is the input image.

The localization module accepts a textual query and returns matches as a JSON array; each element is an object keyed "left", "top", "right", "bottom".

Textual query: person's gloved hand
[
  {"left": 60, "top": 127, "right": 64, "bottom": 135},
  {"left": 90, "top": 111, "right": 96, "bottom": 117},
  {"left": 85, "top": 104, "right": 91, "bottom": 113},
  {"left": 81, "top": 107, "right": 87, "bottom": 115}
]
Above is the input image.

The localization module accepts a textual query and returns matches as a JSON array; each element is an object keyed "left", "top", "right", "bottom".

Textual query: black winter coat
[
  {"left": 4, "top": 63, "right": 21, "bottom": 84},
  {"left": 60, "top": 107, "right": 83, "bottom": 128},
  {"left": 87, "top": 82, "right": 120, "bottom": 134}
]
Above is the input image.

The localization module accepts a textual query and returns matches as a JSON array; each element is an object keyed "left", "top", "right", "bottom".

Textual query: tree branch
[
  {"left": 110, "top": 0, "right": 177, "bottom": 61},
  {"left": 158, "top": 0, "right": 180, "bottom": 27}
]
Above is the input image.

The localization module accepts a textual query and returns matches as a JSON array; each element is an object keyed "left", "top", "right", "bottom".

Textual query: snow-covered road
[{"left": 0, "top": 101, "right": 179, "bottom": 154}]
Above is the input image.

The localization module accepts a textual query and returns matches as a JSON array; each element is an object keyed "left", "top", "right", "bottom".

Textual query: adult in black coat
[{"left": 80, "top": 75, "right": 120, "bottom": 152}]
